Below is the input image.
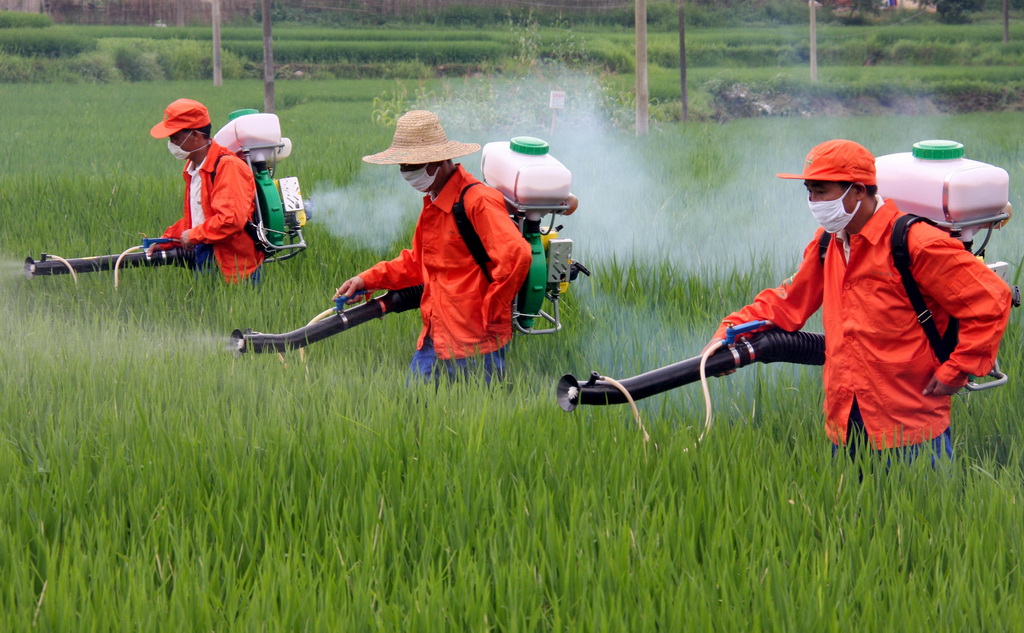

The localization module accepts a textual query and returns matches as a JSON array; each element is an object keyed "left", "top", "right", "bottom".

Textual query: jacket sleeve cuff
[{"left": 934, "top": 364, "right": 969, "bottom": 388}]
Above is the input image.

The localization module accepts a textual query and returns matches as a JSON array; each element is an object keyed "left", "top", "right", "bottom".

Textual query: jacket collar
[
  {"left": 430, "top": 164, "right": 475, "bottom": 213},
  {"left": 851, "top": 196, "right": 898, "bottom": 247}
]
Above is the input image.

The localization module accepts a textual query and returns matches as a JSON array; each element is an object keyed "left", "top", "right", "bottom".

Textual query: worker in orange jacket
[
  {"left": 709, "top": 139, "right": 1011, "bottom": 462},
  {"left": 148, "top": 98, "right": 263, "bottom": 283},
  {"left": 335, "top": 110, "right": 532, "bottom": 384}
]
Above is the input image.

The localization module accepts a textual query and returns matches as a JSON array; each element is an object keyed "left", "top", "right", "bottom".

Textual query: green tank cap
[
  {"left": 227, "top": 108, "right": 259, "bottom": 121},
  {"left": 912, "top": 139, "right": 965, "bottom": 160},
  {"left": 510, "top": 136, "right": 549, "bottom": 155}
]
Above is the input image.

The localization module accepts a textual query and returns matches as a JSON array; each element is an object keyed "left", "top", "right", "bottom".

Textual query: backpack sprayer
[
  {"left": 558, "top": 140, "right": 1018, "bottom": 430},
  {"left": 215, "top": 109, "right": 308, "bottom": 262},
  {"left": 23, "top": 109, "right": 308, "bottom": 284},
  {"left": 232, "top": 136, "right": 590, "bottom": 355}
]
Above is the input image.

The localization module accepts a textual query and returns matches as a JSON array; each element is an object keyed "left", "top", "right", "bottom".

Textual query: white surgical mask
[
  {"left": 167, "top": 138, "right": 192, "bottom": 160},
  {"left": 808, "top": 185, "right": 860, "bottom": 234},
  {"left": 167, "top": 131, "right": 209, "bottom": 161},
  {"left": 400, "top": 165, "right": 435, "bottom": 193}
]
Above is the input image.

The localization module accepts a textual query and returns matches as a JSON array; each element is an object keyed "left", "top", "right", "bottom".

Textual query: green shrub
[
  {"left": 0, "top": 27, "right": 95, "bottom": 57},
  {"left": 112, "top": 45, "right": 164, "bottom": 81},
  {"left": 0, "top": 11, "right": 52, "bottom": 29},
  {"left": 66, "top": 50, "right": 121, "bottom": 83},
  {"left": 0, "top": 51, "right": 40, "bottom": 81},
  {"left": 224, "top": 39, "right": 506, "bottom": 66},
  {"left": 148, "top": 38, "right": 248, "bottom": 80}
]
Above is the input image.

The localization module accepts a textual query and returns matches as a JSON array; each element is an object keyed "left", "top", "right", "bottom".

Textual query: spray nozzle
[
  {"left": 724, "top": 320, "right": 768, "bottom": 346},
  {"left": 334, "top": 290, "right": 370, "bottom": 312},
  {"left": 141, "top": 237, "right": 178, "bottom": 250}
]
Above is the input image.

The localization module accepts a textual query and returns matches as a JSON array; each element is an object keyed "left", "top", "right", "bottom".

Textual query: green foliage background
[{"left": 1, "top": 76, "right": 1023, "bottom": 631}]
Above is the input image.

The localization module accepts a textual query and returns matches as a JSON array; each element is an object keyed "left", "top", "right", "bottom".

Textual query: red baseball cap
[
  {"left": 150, "top": 98, "right": 211, "bottom": 139},
  {"left": 777, "top": 139, "right": 876, "bottom": 186}
]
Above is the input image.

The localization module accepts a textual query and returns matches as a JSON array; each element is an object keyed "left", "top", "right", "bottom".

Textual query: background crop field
[{"left": 1, "top": 78, "right": 1023, "bottom": 631}]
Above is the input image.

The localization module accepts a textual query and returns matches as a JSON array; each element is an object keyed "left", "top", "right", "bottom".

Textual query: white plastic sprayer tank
[
  {"left": 214, "top": 110, "right": 286, "bottom": 163},
  {"left": 481, "top": 137, "right": 572, "bottom": 207},
  {"left": 875, "top": 140, "right": 1009, "bottom": 242}
]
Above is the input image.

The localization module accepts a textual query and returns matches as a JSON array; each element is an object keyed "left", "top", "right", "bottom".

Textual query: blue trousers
[
  {"left": 408, "top": 336, "right": 507, "bottom": 386},
  {"left": 193, "top": 243, "right": 261, "bottom": 285},
  {"left": 833, "top": 398, "right": 954, "bottom": 468}
]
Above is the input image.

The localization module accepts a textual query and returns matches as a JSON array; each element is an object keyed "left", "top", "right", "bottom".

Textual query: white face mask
[
  {"left": 808, "top": 185, "right": 860, "bottom": 234},
  {"left": 167, "top": 131, "right": 209, "bottom": 161},
  {"left": 167, "top": 137, "right": 192, "bottom": 160},
  {"left": 400, "top": 165, "right": 435, "bottom": 193}
]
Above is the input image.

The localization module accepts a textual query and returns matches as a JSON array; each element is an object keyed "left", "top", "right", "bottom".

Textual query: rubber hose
[
  {"left": 557, "top": 330, "right": 825, "bottom": 412},
  {"left": 232, "top": 285, "right": 424, "bottom": 354}
]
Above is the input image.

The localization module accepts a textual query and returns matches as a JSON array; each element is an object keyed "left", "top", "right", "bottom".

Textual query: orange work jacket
[
  {"left": 160, "top": 141, "right": 263, "bottom": 282},
  {"left": 359, "top": 165, "right": 532, "bottom": 359},
  {"left": 715, "top": 199, "right": 1011, "bottom": 448}
]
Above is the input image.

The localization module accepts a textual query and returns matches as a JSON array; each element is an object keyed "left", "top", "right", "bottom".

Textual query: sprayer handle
[
  {"left": 724, "top": 320, "right": 769, "bottom": 346},
  {"left": 334, "top": 290, "right": 370, "bottom": 312},
  {"left": 141, "top": 237, "right": 177, "bottom": 250}
]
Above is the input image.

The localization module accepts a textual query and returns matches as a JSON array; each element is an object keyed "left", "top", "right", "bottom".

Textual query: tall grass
[{"left": 1, "top": 81, "right": 1023, "bottom": 631}]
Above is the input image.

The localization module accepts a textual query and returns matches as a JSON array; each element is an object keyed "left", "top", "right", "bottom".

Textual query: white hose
[
  {"left": 298, "top": 307, "right": 340, "bottom": 363},
  {"left": 697, "top": 340, "right": 724, "bottom": 443},
  {"left": 599, "top": 375, "right": 650, "bottom": 444},
  {"left": 44, "top": 255, "right": 78, "bottom": 284},
  {"left": 113, "top": 245, "right": 143, "bottom": 289}
]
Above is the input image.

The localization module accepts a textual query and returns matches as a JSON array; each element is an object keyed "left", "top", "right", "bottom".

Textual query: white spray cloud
[{"left": 307, "top": 166, "right": 421, "bottom": 253}]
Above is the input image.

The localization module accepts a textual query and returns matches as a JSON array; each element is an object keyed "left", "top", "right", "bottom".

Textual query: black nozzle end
[
  {"left": 229, "top": 329, "right": 247, "bottom": 356},
  {"left": 23, "top": 257, "right": 36, "bottom": 279},
  {"left": 556, "top": 374, "right": 582, "bottom": 412}
]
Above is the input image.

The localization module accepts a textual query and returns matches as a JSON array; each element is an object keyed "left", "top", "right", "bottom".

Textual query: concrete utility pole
[
  {"left": 809, "top": 0, "right": 818, "bottom": 82},
  {"left": 212, "top": 0, "right": 222, "bottom": 86},
  {"left": 1004, "top": 0, "right": 1010, "bottom": 44},
  {"left": 262, "top": 0, "right": 275, "bottom": 113},
  {"left": 635, "top": 0, "right": 649, "bottom": 136},
  {"left": 678, "top": 0, "right": 687, "bottom": 122}
]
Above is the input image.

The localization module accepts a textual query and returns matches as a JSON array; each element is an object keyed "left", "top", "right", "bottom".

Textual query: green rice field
[{"left": 1, "top": 78, "right": 1023, "bottom": 631}]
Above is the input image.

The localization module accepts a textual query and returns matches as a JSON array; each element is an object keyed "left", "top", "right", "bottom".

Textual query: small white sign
[{"left": 549, "top": 90, "right": 566, "bottom": 110}]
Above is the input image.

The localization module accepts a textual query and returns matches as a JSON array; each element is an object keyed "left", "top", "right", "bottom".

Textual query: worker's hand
[
  {"left": 180, "top": 229, "right": 193, "bottom": 249},
  {"left": 923, "top": 375, "right": 959, "bottom": 397},
  {"left": 334, "top": 275, "right": 367, "bottom": 302}
]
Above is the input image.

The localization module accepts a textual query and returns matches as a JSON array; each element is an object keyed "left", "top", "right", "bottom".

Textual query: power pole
[
  {"left": 678, "top": 0, "right": 687, "bottom": 122},
  {"left": 262, "top": 0, "right": 275, "bottom": 113},
  {"left": 212, "top": 0, "right": 222, "bottom": 86},
  {"left": 1004, "top": 0, "right": 1010, "bottom": 44},
  {"left": 809, "top": 0, "right": 818, "bottom": 82},
  {"left": 635, "top": 0, "right": 649, "bottom": 136}
]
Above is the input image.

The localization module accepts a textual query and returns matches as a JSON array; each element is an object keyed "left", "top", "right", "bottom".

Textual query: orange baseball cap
[
  {"left": 150, "top": 98, "right": 211, "bottom": 138},
  {"left": 777, "top": 139, "right": 876, "bottom": 186}
]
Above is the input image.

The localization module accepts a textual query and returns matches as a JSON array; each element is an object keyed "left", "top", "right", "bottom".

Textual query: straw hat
[{"left": 363, "top": 110, "right": 480, "bottom": 165}]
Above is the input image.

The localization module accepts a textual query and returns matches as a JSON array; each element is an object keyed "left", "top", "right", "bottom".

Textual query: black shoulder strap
[
  {"left": 818, "top": 230, "right": 832, "bottom": 266},
  {"left": 451, "top": 182, "right": 493, "bottom": 282},
  {"left": 892, "top": 214, "right": 958, "bottom": 363},
  {"left": 209, "top": 153, "right": 227, "bottom": 184}
]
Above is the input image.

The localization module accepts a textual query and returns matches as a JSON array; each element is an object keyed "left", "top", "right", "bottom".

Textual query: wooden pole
[
  {"left": 809, "top": 0, "right": 817, "bottom": 82},
  {"left": 635, "top": 0, "right": 649, "bottom": 136},
  {"left": 212, "top": 0, "right": 222, "bottom": 87},
  {"left": 678, "top": 0, "right": 687, "bottom": 122},
  {"left": 1004, "top": 0, "right": 1010, "bottom": 44},
  {"left": 262, "top": 0, "right": 275, "bottom": 113}
]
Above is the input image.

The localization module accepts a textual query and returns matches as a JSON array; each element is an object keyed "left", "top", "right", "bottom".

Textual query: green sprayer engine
[
  {"left": 233, "top": 135, "right": 588, "bottom": 355},
  {"left": 216, "top": 109, "right": 307, "bottom": 261},
  {"left": 24, "top": 108, "right": 307, "bottom": 282}
]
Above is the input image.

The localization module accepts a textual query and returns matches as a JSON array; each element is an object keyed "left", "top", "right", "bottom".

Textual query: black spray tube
[
  {"left": 232, "top": 285, "right": 424, "bottom": 354},
  {"left": 556, "top": 329, "right": 825, "bottom": 412},
  {"left": 24, "top": 248, "right": 191, "bottom": 278}
]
